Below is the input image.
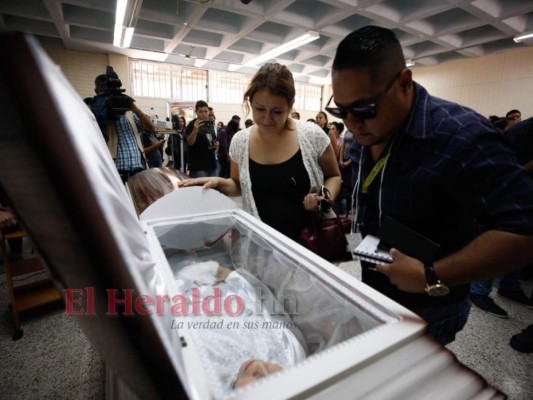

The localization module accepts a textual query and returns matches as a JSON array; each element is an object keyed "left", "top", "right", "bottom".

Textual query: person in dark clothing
[
  {"left": 184, "top": 100, "right": 219, "bottom": 178},
  {"left": 217, "top": 119, "right": 240, "bottom": 178},
  {"left": 331, "top": 26, "right": 533, "bottom": 345},
  {"left": 166, "top": 115, "right": 187, "bottom": 171}
]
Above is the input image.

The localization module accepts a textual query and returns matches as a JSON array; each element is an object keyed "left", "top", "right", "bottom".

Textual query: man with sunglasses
[{"left": 329, "top": 25, "right": 533, "bottom": 346}]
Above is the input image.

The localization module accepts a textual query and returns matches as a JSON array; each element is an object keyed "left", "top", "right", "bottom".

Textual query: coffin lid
[{"left": 0, "top": 32, "right": 190, "bottom": 400}]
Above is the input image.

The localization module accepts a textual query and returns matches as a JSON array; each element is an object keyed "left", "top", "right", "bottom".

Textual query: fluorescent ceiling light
[
  {"left": 114, "top": 0, "right": 143, "bottom": 48},
  {"left": 406, "top": 59, "right": 415, "bottom": 67},
  {"left": 114, "top": 26, "right": 134, "bottom": 48},
  {"left": 514, "top": 32, "right": 533, "bottom": 43},
  {"left": 245, "top": 30, "right": 319, "bottom": 67}
]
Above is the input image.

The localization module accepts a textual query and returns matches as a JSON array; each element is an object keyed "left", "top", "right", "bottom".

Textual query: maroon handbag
[{"left": 298, "top": 199, "right": 352, "bottom": 262}]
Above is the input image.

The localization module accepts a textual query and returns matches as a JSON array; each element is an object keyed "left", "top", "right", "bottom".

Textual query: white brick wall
[{"left": 44, "top": 47, "right": 109, "bottom": 100}]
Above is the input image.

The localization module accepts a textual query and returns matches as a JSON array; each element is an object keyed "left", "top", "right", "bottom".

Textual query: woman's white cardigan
[{"left": 229, "top": 120, "right": 330, "bottom": 219}]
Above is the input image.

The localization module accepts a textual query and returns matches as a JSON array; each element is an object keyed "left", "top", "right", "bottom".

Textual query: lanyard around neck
[
  {"left": 351, "top": 143, "right": 394, "bottom": 233},
  {"left": 361, "top": 153, "right": 390, "bottom": 194}
]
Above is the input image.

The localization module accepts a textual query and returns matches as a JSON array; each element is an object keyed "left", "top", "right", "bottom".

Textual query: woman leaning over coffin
[{"left": 179, "top": 63, "right": 341, "bottom": 240}]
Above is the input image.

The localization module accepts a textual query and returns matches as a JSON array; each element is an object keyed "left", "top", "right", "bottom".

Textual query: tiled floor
[{"left": 447, "top": 286, "right": 533, "bottom": 400}]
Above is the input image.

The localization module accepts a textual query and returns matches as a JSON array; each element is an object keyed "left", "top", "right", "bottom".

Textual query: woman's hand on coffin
[
  {"left": 178, "top": 177, "right": 224, "bottom": 190},
  {"left": 234, "top": 360, "right": 283, "bottom": 389},
  {"left": 375, "top": 248, "right": 426, "bottom": 293}
]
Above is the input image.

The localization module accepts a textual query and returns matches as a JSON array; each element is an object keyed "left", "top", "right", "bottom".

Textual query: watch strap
[{"left": 424, "top": 263, "right": 439, "bottom": 285}]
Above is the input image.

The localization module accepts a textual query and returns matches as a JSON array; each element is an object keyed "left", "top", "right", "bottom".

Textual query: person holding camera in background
[
  {"left": 91, "top": 69, "right": 156, "bottom": 183},
  {"left": 140, "top": 128, "right": 166, "bottom": 168},
  {"left": 185, "top": 100, "right": 219, "bottom": 178}
]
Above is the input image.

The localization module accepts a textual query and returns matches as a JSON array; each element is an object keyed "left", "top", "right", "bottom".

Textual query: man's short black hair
[
  {"left": 195, "top": 100, "right": 209, "bottom": 110},
  {"left": 231, "top": 115, "right": 241, "bottom": 121},
  {"left": 333, "top": 25, "right": 405, "bottom": 83}
]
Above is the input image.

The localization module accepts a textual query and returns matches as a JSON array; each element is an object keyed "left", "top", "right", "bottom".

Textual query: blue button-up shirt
[
  {"left": 350, "top": 82, "right": 533, "bottom": 307},
  {"left": 115, "top": 113, "right": 144, "bottom": 172}
]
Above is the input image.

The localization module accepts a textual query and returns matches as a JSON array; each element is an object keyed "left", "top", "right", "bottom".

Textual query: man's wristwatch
[{"left": 424, "top": 263, "right": 449, "bottom": 296}]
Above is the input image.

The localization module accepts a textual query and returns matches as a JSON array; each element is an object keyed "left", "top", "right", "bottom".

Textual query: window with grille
[
  {"left": 130, "top": 60, "right": 324, "bottom": 111},
  {"left": 130, "top": 60, "right": 207, "bottom": 101},
  {"left": 294, "top": 82, "right": 322, "bottom": 112},
  {"left": 209, "top": 71, "right": 250, "bottom": 104}
]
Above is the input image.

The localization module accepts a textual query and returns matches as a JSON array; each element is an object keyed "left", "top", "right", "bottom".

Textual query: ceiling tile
[
  {"left": 135, "top": 19, "right": 177, "bottom": 39},
  {"left": 228, "top": 38, "right": 263, "bottom": 55},
  {"left": 0, "top": 0, "right": 50, "bottom": 18},
  {"left": 196, "top": 9, "right": 250, "bottom": 34},
  {"left": 183, "top": 29, "right": 224, "bottom": 47},
  {"left": 4, "top": 15, "right": 58, "bottom": 36},
  {"left": 62, "top": 4, "right": 113, "bottom": 30},
  {"left": 70, "top": 26, "right": 112, "bottom": 44}
]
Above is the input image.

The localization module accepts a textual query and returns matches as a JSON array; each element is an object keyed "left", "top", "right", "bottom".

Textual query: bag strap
[
  {"left": 320, "top": 185, "right": 332, "bottom": 199},
  {"left": 312, "top": 198, "right": 347, "bottom": 234}
]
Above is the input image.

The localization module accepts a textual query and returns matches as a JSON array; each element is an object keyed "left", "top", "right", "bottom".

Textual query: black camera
[{"left": 104, "top": 66, "right": 134, "bottom": 119}]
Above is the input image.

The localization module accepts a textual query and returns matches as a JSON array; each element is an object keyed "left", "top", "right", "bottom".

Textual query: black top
[
  {"left": 250, "top": 150, "right": 311, "bottom": 240},
  {"left": 184, "top": 119, "right": 217, "bottom": 172}
]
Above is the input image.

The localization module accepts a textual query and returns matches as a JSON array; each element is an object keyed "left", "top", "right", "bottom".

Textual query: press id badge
[{"left": 346, "top": 231, "right": 363, "bottom": 252}]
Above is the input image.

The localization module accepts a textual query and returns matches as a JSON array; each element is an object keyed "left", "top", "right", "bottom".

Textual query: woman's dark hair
[
  {"left": 333, "top": 25, "right": 405, "bottom": 83},
  {"left": 172, "top": 115, "right": 186, "bottom": 129},
  {"left": 171, "top": 114, "right": 179, "bottom": 129},
  {"left": 243, "top": 63, "right": 295, "bottom": 116},
  {"left": 330, "top": 121, "right": 344, "bottom": 133},
  {"left": 226, "top": 118, "right": 240, "bottom": 135}
]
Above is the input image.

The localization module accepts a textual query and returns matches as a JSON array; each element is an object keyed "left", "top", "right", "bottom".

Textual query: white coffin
[{"left": 0, "top": 33, "right": 504, "bottom": 400}]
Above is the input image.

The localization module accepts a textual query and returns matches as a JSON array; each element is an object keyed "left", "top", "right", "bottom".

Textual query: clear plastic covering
[
  {"left": 153, "top": 215, "right": 387, "bottom": 399},
  {"left": 173, "top": 261, "right": 307, "bottom": 394}
]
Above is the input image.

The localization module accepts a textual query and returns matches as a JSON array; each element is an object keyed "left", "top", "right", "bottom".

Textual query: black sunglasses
[{"left": 325, "top": 70, "right": 403, "bottom": 120}]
